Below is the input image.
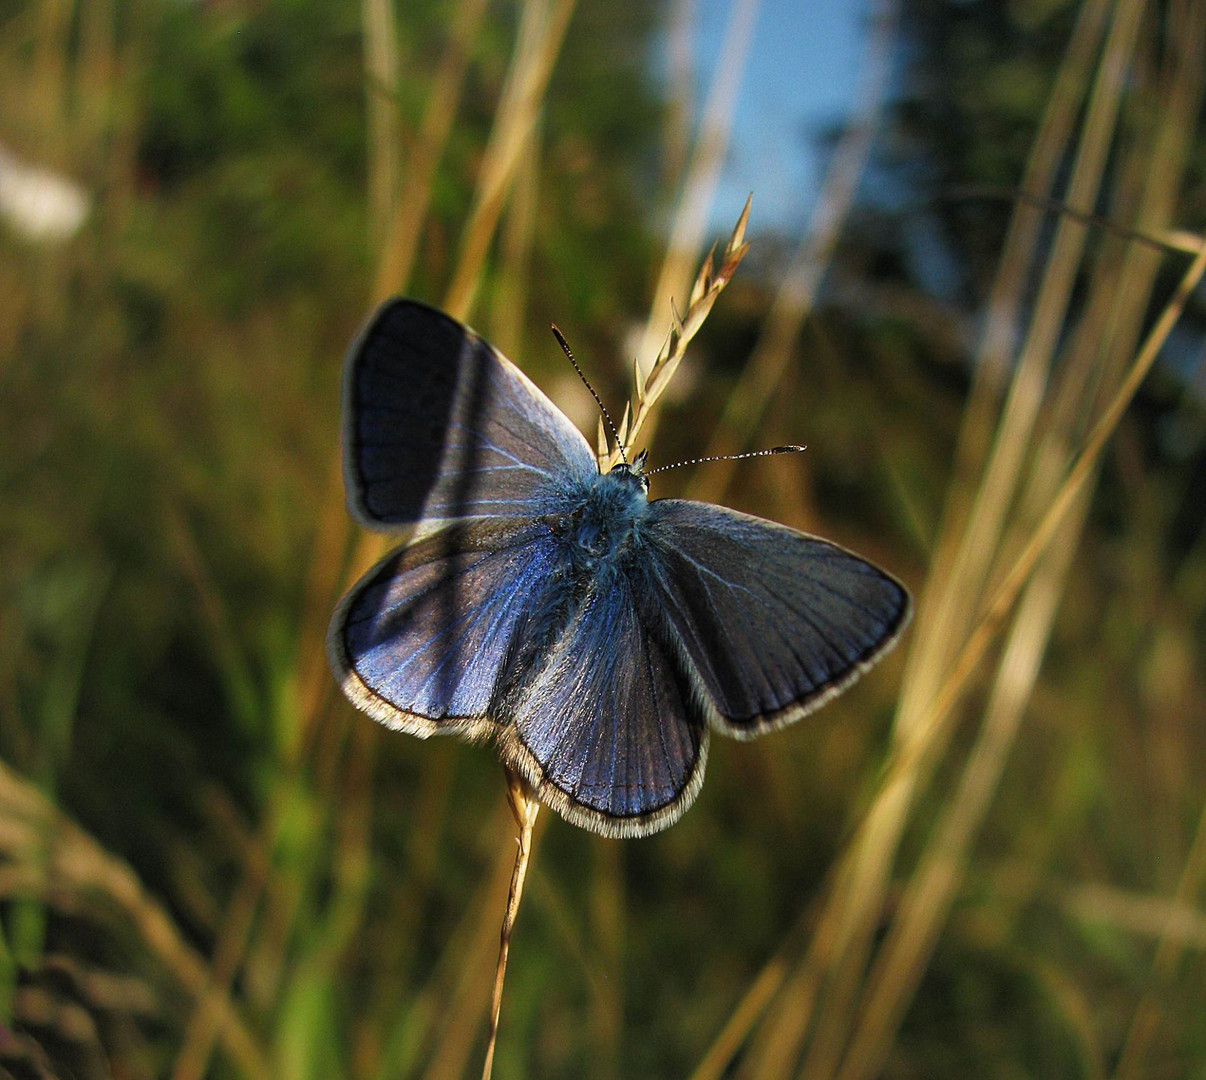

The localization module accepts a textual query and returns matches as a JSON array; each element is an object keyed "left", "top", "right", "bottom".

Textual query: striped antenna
[
  {"left": 644, "top": 444, "right": 806, "bottom": 477},
  {"left": 551, "top": 324, "right": 628, "bottom": 466}
]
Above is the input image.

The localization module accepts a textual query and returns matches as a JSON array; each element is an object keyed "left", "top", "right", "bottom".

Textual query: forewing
[
  {"left": 329, "top": 520, "right": 567, "bottom": 737},
  {"left": 499, "top": 567, "right": 708, "bottom": 838},
  {"left": 345, "top": 298, "right": 597, "bottom": 528},
  {"left": 643, "top": 500, "right": 910, "bottom": 735}
]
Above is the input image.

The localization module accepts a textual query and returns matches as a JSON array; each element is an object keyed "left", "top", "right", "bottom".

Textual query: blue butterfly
[{"left": 328, "top": 299, "right": 911, "bottom": 837}]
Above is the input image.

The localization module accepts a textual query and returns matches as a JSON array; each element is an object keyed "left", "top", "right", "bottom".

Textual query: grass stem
[{"left": 482, "top": 769, "right": 541, "bottom": 1080}]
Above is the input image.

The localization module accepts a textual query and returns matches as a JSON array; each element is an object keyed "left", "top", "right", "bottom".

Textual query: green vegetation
[{"left": 1, "top": 0, "right": 1204, "bottom": 1078}]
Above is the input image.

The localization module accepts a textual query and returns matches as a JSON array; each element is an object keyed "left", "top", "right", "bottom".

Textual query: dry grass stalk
[
  {"left": 838, "top": 495, "right": 1089, "bottom": 1080},
  {"left": 169, "top": 806, "right": 272, "bottom": 1080},
  {"left": 480, "top": 771, "right": 541, "bottom": 1080},
  {"left": 863, "top": 0, "right": 1114, "bottom": 607},
  {"left": 588, "top": 836, "right": 625, "bottom": 1080},
  {"left": 489, "top": 119, "right": 542, "bottom": 359},
  {"left": 444, "top": 0, "right": 578, "bottom": 321},
  {"left": 685, "top": 0, "right": 900, "bottom": 504},
  {"left": 736, "top": 896, "right": 841, "bottom": 1080},
  {"left": 695, "top": 4, "right": 1203, "bottom": 1076},
  {"left": 857, "top": 227, "right": 1206, "bottom": 889},
  {"left": 631, "top": 0, "right": 759, "bottom": 398},
  {"left": 362, "top": 0, "right": 400, "bottom": 244},
  {"left": 661, "top": 0, "right": 697, "bottom": 192},
  {"left": 323, "top": 716, "right": 380, "bottom": 959},
  {"left": 0, "top": 760, "right": 270, "bottom": 1080},
  {"left": 1062, "top": 880, "right": 1206, "bottom": 950},
  {"left": 809, "top": 222, "right": 1206, "bottom": 1080},
  {"left": 1112, "top": 793, "right": 1206, "bottom": 1079},
  {"left": 796, "top": 5, "right": 1149, "bottom": 1075},
  {"left": 602, "top": 197, "right": 750, "bottom": 469},
  {"left": 688, "top": 956, "right": 789, "bottom": 1080},
  {"left": 373, "top": 0, "right": 493, "bottom": 302},
  {"left": 359, "top": 746, "right": 456, "bottom": 1038},
  {"left": 352, "top": 796, "right": 512, "bottom": 1077},
  {"left": 895, "top": 0, "right": 1144, "bottom": 748},
  {"left": 167, "top": 4, "right": 581, "bottom": 1075},
  {"left": 835, "top": 18, "right": 1206, "bottom": 1072},
  {"left": 412, "top": 800, "right": 533, "bottom": 1080}
]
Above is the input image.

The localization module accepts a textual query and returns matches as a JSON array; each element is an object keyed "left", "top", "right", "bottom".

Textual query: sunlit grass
[{"left": 1, "top": 0, "right": 1205, "bottom": 1078}]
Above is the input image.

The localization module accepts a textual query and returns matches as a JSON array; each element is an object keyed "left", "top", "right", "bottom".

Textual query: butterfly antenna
[
  {"left": 644, "top": 444, "right": 807, "bottom": 477},
  {"left": 550, "top": 324, "right": 628, "bottom": 465}
]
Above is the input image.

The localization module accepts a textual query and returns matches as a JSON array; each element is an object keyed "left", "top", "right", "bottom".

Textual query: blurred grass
[{"left": 2, "top": 0, "right": 1206, "bottom": 1078}]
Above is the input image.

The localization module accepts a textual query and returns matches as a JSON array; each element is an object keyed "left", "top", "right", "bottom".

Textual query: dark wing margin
[
  {"left": 344, "top": 298, "right": 597, "bottom": 529},
  {"left": 497, "top": 566, "right": 709, "bottom": 839},
  {"left": 328, "top": 520, "right": 565, "bottom": 740},
  {"left": 642, "top": 500, "right": 911, "bottom": 737}
]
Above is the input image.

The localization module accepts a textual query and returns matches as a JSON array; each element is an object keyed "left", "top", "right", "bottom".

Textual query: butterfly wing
[
  {"left": 642, "top": 500, "right": 910, "bottom": 736},
  {"left": 345, "top": 298, "right": 598, "bottom": 529},
  {"left": 498, "top": 565, "right": 708, "bottom": 838},
  {"left": 329, "top": 519, "right": 570, "bottom": 738}
]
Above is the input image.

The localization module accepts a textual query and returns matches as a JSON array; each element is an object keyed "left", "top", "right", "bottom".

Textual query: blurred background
[{"left": 2, "top": 0, "right": 1205, "bottom": 1077}]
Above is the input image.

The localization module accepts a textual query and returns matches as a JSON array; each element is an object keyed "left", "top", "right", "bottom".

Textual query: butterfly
[{"left": 328, "top": 299, "right": 911, "bottom": 837}]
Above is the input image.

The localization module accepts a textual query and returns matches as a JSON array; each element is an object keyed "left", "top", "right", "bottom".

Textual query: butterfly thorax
[{"left": 547, "top": 466, "right": 648, "bottom": 572}]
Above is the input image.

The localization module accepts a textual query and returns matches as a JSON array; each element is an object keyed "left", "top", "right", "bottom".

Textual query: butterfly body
[
  {"left": 330, "top": 299, "right": 911, "bottom": 837},
  {"left": 544, "top": 463, "right": 648, "bottom": 571}
]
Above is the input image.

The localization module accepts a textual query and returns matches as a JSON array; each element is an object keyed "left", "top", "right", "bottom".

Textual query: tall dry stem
[
  {"left": 0, "top": 760, "right": 270, "bottom": 1079},
  {"left": 603, "top": 199, "right": 751, "bottom": 469},
  {"left": 716, "top": 2, "right": 1114, "bottom": 1071},
  {"left": 834, "top": 18, "right": 1206, "bottom": 1072},
  {"left": 697, "top": 5, "right": 1206, "bottom": 1077},
  {"left": 444, "top": 0, "right": 578, "bottom": 320},
  {"left": 480, "top": 772, "right": 540, "bottom": 1080},
  {"left": 631, "top": 0, "right": 758, "bottom": 430},
  {"left": 416, "top": 801, "right": 533, "bottom": 1080},
  {"left": 373, "top": 0, "right": 493, "bottom": 302},
  {"left": 169, "top": 3, "right": 581, "bottom": 1074},
  {"left": 489, "top": 124, "right": 541, "bottom": 358},
  {"left": 662, "top": 0, "right": 697, "bottom": 192},
  {"left": 895, "top": 0, "right": 1142, "bottom": 746},
  {"left": 799, "top": 224, "right": 1206, "bottom": 1080},
  {"left": 363, "top": 0, "right": 400, "bottom": 243},
  {"left": 798, "top": 5, "right": 1147, "bottom": 1075},
  {"left": 685, "top": 0, "right": 899, "bottom": 504}
]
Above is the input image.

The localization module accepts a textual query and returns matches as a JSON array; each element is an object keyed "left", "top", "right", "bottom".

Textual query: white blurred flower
[{"left": 0, "top": 144, "right": 90, "bottom": 242}]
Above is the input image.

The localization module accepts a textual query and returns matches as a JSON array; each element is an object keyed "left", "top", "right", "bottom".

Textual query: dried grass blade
[
  {"left": 613, "top": 200, "right": 751, "bottom": 467},
  {"left": 628, "top": 0, "right": 760, "bottom": 449},
  {"left": 480, "top": 773, "right": 540, "bottom": 1080},
  {"left": 796, "top": 7, "right": 1148, "bottom": 1074},
  {"left": 836, "top": 491, "right": 1088, "bottom": 1080},
  {"left": 374, "top": 0, "right": 492, "bottom": 301},
  {"left": 444, "top": 0, "right": 578, "bottom": 321},
  {"left": 0, "top": 760, "right": 271, "bottom": 1080},
  {"left": 685, "top": 0, "right": 899, "bottom": 503},
  {"left": 362, "top": 0, "right": 400, "bottom": 242},
  {"left": 882, "top": 231, "right": 1206, "bottom": 840},
  {"left": 837, "top": 22, "right": 1206, "bottom": 1069}
]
